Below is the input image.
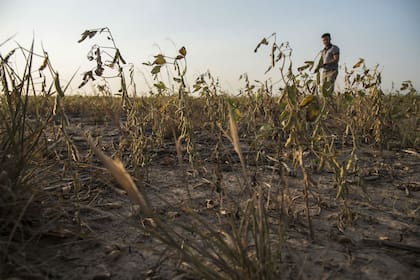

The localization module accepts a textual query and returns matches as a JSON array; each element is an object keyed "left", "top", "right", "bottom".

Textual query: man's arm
[
  {"left": 323, "top": 53, "right": 339, "bottom": 67},
  {"left": 330, "top": 53, "right": 340, "bottom": 64}
]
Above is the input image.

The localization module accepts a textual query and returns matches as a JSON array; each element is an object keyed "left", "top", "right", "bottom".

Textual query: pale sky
[{"left": 1, "top": 0, "right": 419, "bottom": 94}]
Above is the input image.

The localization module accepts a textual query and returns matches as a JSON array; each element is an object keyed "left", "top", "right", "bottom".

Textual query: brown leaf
[
  {"left": 179, "top": 46, "right": 187, "bottom": 57},
  {"left": 153, "top": 54, "right": 166, "bottom": 65},
  {"left": 39, "top": 56, "right": 48, "bottom": 71}
]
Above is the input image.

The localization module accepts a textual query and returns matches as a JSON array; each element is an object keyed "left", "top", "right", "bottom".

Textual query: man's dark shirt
[{"left": 322, "top": 44, "right": 340, "bottom": 71}]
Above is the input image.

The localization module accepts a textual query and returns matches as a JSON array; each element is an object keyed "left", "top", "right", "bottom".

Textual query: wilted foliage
[{"left": 0, "top": 28, "right": 418, "bottom": 279}]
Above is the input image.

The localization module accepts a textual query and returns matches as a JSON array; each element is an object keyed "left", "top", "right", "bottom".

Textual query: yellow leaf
[
  {"left": 299, "top": 95, "right": 315, "bottom": 108},
  {"left": 353, "top": 58, "right": 364, "bottom": 69},
  {"left": 284, "top": 135, "right": 293, "bottom": 148}
]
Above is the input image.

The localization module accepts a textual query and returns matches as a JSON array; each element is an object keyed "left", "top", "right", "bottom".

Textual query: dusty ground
[{"left": 3, "top": 117, "right": 420, "bottom": 280}]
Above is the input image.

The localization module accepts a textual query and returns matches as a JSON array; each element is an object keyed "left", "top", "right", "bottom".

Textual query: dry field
[{"left": 1, "top": 30, "right": 419, "bottom": 279}]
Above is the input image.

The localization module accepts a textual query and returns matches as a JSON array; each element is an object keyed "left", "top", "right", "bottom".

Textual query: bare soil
[{"left": 3, "top": 116, "right": 420, "bottom": 280}]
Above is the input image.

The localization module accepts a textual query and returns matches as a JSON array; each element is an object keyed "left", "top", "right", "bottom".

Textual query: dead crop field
[{"left": 1, "top": 29, "right": 419, "bottom": 279}]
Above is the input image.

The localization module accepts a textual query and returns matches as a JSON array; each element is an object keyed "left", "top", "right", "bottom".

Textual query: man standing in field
[{"left": 320, "top": 33, "right": 340, "bottom": 92}]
